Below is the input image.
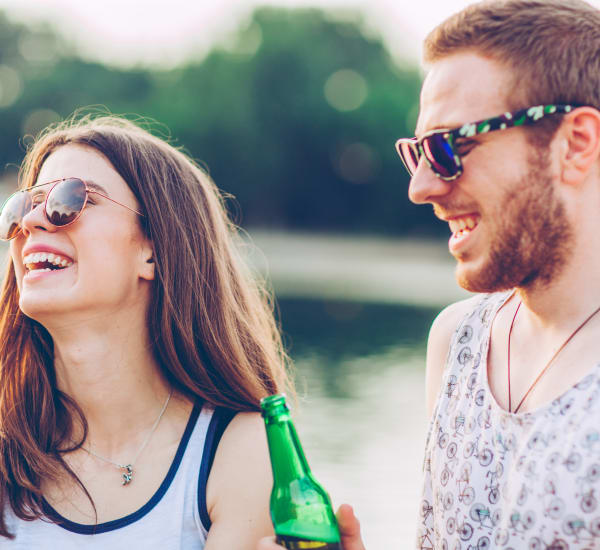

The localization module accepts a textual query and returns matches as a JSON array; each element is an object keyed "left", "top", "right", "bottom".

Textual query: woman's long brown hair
[{"left": 0, "top": 114, "right": 292, "bottom": 538}]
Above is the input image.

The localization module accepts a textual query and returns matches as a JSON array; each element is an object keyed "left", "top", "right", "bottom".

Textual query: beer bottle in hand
[{"left": 260, "top": 394, "right": 342, "bottom": 550}]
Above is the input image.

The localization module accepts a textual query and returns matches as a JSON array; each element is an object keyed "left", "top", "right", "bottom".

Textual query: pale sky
[
  {"left": 0, "top": 0, "right": 493, "bottom": 68},
  {"left": 4, "top": 0, "right": 600, "bottom": 69}
]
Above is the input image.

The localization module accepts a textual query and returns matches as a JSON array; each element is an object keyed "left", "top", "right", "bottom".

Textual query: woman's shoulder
[
  {"left": 206, "top": 409, "right": 269, "bottom": 492},
  {"left": 206, "top": 410, "right": 267, "bottom": 471},
  {"left": 197, "top": 406, "right": 268, "bottom": 482},
  {"left": 219, "top": 410, "right": 264, "bottom": 436},
  {"left": 203, "top": 410, "right": 273, "bottom": 547}
]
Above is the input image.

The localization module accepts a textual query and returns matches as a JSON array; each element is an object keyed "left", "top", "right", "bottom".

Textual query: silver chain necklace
[{"left": 80, "top": 390, "right": 172, "bottom": 486}]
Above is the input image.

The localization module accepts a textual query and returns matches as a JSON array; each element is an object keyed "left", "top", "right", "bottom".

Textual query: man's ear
[
  {"left": 139, "top": 241, "right": 155, "bottom": 281},
  {"left": 559, "top": 107, "right": 600, "bottom": 186}
]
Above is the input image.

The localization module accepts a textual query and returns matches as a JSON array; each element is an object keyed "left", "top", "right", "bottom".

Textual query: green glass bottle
[{"left": 260, "top": 394, "right": 341, "bottom": 550}]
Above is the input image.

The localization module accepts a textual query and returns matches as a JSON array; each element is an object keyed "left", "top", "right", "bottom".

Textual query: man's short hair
[{"left": 424, "top": 0, "right": 600, "bottom": 113}]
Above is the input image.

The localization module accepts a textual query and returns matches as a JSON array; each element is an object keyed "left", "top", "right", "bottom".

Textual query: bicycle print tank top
[{"left": 417, "top": 292, "right": 600, "bottom": 550}]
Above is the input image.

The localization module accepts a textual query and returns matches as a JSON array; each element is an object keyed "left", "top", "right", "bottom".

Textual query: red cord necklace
[{"left": 507, "top": 300, "right": 600, "bottom": 413}]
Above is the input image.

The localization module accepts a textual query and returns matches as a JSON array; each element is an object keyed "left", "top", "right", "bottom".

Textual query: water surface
[{"left": 277, "top": 297, "right": 438, "bottom": 550}]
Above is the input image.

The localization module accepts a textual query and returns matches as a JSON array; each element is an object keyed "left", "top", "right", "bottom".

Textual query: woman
[{"left": 0, "top": 114, "right": 292, "bottom": 548}]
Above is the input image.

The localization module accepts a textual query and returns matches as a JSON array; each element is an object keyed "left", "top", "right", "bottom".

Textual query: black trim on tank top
[
  {"left": 42, "top": 400, "right": 203, "bottom": 535},
  {"left": 197, "top": 407, "right": 237, "bottom": 532}
]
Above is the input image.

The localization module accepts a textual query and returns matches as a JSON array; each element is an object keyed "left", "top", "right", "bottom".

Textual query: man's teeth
[
  {"left": 23, "top": 252, "right": 73, "bottom": 270},
  {"left": 449, "top": 216, "right": 478, "bottom": 235}
]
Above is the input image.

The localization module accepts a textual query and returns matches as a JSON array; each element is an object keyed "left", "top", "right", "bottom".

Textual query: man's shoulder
[
  {"left": 425, "top": 292, "right": 510, "bottom": 416},
  {"left": 429, "top": 294, "right": 483, "bottom": 341},
  {"left": 424, "top": 294, "right": 485, "bottom": 416}
]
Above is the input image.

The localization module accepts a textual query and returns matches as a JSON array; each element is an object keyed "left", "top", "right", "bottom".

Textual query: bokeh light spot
[
  {"left": 22, "top": 109, "right": 61, "bottom": 139},
  {"left": 324, "top": 69, "right": 368, "bottom": 112},
  {"left": 18, "top": 34, "right": 59, "bottom": 66},
  {"left": 0, "top": 66, "right": 23, "bottom": 109},
  {"left": 334, "top": 142, "right": 380, "bottom": 184}
]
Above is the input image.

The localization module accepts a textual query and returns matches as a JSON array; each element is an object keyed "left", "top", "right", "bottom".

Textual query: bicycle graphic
[
  {"left": 453, "top": 414, "right": 465, "bottom": 439},
  {"left": 528, "top": 536, "right": 569, "bottom": 550},
  {"left": 494, "top": 431, "right": 515, "bottom": 460},
  {"left": 457, "top": 462, "right": 475, "bottom": 505},
  {"left": 470, "top": 502, "right": 497, "bottom": 530},
  {"left": 420, "top": 499, "right": 433, "bottom": 524},
  {"left": 485, "top": 462, "right": 503, "bottom": 504},
  {"left": 562, "top": 514, "right": 600, "bottom": 543},
  {"left": 509, "top": 510, "right": 536, "bottom": 533},
  {"left": 446, "top": 375, "right": 458, "bottom": 399}
]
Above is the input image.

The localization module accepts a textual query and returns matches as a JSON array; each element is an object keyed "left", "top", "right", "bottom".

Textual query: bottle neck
[{"left": 264, "top": 412, "right": 311, "bottom": 485}]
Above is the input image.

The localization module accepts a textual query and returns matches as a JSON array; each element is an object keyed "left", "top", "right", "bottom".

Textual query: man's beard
[{"left": 457, "top": 151, "right": 573, "bottom": 294}]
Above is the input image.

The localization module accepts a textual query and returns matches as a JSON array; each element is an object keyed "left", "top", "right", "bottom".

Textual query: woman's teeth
[{"left": 24, "top": 252, "right": 73, "bottom": 272}]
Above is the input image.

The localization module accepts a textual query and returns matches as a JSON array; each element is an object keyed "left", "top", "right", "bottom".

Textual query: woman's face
[{"left": 10, "top": 144, "right": 154, "bottom": 324}]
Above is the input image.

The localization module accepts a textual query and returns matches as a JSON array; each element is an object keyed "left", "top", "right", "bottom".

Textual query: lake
[{"left": 277, "top": 297, "right": 437, "bottom": 549}]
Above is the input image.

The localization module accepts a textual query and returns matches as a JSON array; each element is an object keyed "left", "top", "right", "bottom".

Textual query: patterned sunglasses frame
[{"left": 395, "top": 104, "right": 577, "bottom": 182}]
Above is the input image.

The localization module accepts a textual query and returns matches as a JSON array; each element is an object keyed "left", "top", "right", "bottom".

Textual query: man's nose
[{"left": 407, "top": 160, "right": 453, "bottom": 205}]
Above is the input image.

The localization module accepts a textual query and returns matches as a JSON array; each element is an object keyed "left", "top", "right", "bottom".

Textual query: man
[{"left": 259, "top": 0, "right": 600, "bottom": 548}]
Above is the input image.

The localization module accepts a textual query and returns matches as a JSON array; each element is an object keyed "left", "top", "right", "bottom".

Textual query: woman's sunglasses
[
  {"left": 395, "top": 104, "right": 577, "bottom": 181},
  {"left": 0, "top": 177, "right": 144, "bottom": 241}
]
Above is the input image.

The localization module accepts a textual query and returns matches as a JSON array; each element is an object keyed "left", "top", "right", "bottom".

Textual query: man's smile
[{"left": 447, "top": 214, "right": 480, "bottom": 239}]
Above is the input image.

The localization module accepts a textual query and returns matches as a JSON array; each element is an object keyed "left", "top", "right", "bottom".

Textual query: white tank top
[
  {"left": 418, "top": 292, "right": 600, "bottom": 549},
  {"left": 2, "top": 401, "right": 236, "bottom": 549}
]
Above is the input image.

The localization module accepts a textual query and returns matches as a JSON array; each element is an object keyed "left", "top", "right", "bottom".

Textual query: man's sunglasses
[
  {"left": 0, "top": 177, "right": 144, "bottom": 241},
  {"left": 395, "top": 104, "right": 577, "bottom": 181}
]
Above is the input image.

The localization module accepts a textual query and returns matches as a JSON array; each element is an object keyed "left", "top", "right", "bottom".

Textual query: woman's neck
[{"left": 49, "top": 312, "right": 173, "bottom": 458}]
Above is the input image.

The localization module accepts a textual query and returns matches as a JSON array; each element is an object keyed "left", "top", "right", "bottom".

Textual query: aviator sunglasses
[
  {"left": 0, "top": 177, "right": 144, "bottom": 241},
  {"left": 395, "top": 104, "right": 577, "bottom": 181}
]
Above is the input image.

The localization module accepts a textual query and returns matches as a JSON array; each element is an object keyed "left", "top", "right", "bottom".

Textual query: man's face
[{"left": 409, "top": 51, "right": 572, "bottom": 292}]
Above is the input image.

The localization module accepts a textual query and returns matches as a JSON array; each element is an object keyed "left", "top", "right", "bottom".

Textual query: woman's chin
[{"left": 18, "top": 294, "right": 71, "bottom": 323}]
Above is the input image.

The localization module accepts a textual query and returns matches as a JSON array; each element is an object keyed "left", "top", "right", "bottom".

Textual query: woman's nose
[{"left": 20, "top": 201, "right": 56, "bottom": 237}]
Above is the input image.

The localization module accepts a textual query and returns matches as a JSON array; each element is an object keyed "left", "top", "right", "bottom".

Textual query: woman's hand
[{"left": 256, "top": 504, "right": 366, "bottom": 550}]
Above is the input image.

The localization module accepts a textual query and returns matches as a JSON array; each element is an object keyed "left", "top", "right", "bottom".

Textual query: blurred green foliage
[{"left": 0, "top": 8, "right": 446, "bottom": 236}]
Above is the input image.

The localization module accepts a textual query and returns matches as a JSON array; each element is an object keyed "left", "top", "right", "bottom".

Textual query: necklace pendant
[{"left": 121, "top": 464, "right": 133, "bottom": 486}]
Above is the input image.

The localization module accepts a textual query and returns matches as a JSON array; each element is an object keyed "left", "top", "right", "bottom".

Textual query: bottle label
[{"left": 276, "top": 535, "right": 341, "bottom": 549}]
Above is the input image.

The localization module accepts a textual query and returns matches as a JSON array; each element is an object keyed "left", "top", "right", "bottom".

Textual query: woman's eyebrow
[
  {"left": 85, "top": 179, "right": 111, "bottom": 196},
  {"left": 28, "top": 179, "right": 111, "bottom": 196}
]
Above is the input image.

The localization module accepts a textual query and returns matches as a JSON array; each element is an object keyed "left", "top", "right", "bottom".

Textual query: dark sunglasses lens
[
  {"left": 423, "top": 133, "right": 458, "bottom": 178},
  {"left": 46, "top": 178, "right": 87, "bottom": 226},
  {"left": 397, "top": 141, "right": 419, "bottom": 175},
  {"left": 0, "top": 191, "right": 32, "bottom": 240}
]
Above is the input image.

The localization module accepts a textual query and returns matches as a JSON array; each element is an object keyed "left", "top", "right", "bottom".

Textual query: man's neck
[{"left": 516, "top": 230, "right": 600, "bottom": 330}]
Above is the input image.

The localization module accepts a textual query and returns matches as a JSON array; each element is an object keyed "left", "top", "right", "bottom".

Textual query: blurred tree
[{"left": 0, "top": 7, "right": 446, "bottom": 236}]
